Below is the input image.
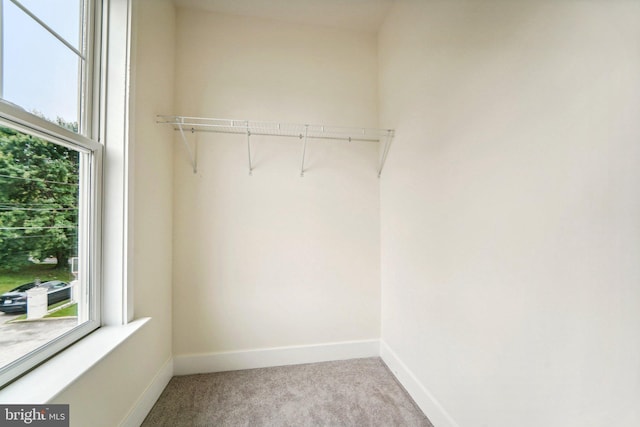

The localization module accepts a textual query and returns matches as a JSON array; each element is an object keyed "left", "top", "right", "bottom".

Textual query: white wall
[
  {"left": 51, "top": 1, "right": 175, "bottom": 425},
  {"left": 172, "top": 9, "right": 380, "bottom": 357},
  {"left": 379, "top": 1, "right": 640, "bottom": 426}
]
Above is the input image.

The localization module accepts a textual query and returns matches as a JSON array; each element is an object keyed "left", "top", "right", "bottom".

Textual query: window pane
[
  {"left": 2, "top": 0, "right": 82, "bottom": 127},
  {"left": 0, "top": 126, "right": 89, "bottom": 370},
  {"left": 14, "top": 0, "right": 82, "bottom": 50}
]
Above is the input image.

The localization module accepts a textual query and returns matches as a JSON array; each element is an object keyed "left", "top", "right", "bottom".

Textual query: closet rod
[
  {"left": 157, "top": 115, "right": 394, "bottom": 176},
  {"left": 174, "top": 128, "right": 381, "bottom": 143}
]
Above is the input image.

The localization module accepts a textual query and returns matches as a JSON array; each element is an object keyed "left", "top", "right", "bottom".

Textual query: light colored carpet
[{"left": 142, "top": 357, "right": 433, "bottom": 427}]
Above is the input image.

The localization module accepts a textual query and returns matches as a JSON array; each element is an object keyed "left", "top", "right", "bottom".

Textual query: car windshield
[{"left": 43, "top": 282, "right": 65, "bottom": 290}]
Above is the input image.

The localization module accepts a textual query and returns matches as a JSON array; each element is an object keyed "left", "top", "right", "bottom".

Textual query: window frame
[{"left": 0, "top": 0, "right": 104, "bottom": 387}]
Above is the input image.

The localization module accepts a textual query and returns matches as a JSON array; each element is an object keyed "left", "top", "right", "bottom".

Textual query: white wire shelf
[{"left": 156, "top": 115, "right": 394, "bottom": 177}]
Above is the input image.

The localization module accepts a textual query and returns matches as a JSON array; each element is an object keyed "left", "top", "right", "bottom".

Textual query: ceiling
[{"left": 173, "top": 0, "right": 395, "bottom": 32}]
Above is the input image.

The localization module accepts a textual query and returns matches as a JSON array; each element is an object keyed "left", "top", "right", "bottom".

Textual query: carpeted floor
[{"left": 142, "top": 357, "right": 433, "bottom": 427}]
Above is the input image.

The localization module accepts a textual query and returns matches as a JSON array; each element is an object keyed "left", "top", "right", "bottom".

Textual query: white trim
[
  {"left": 0, "top": 100, "right": 101, "bottom": 151},
  {"left": 380, "top": 340, "right": 461, "bottom": 427},
  {"left": 120, "top": 357, "right": 173, "bottom": 427},
  {"left": 101, "top": 0, "right": 134, "bottom": 326},
  {"left": 0, "top": 318, "right": 150, "bottom": 404},
  {"left": 174, "top": 339, "right": 380, "bottom": 376}
]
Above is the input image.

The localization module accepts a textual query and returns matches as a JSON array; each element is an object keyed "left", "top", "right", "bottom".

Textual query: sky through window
[{"left": 1, "top": 0, "right": 82, "bottom": 125}]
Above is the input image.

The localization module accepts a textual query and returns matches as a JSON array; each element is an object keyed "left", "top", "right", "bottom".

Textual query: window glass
[
  {"left": 1, "top": 0, "right": 83, "bottom": 127},
  {"left": 0, "top": 126, "right": 87, "bottom": 370},
  {"left": 15, "top": 0, "right": 81, "bottom": 49}
]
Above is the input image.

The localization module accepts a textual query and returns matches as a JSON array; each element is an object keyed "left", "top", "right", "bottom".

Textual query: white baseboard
[
  {"left": 380, "top": 341, "right": 460, "bottom": 427},
  {"left": 174, "top": 339, "right": 380, "bottom": 376},
  {"left": 120, "top": 357, "right": 173, "bottom": 427},
  {"left": 118, "top": 340, "right": 455, "bottom": 427}
]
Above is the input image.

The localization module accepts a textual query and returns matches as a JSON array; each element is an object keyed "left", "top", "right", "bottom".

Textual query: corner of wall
[
  {"left": 120, "top": 357, "right": 174, "bottom": 427},
  {"left": 380, "top": 341, "right": 460, "bottom": 427}
]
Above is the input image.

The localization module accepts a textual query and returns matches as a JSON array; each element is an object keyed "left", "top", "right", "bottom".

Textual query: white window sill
[{"left": 0, "top": 317, "right": 150, "bottom": 403}]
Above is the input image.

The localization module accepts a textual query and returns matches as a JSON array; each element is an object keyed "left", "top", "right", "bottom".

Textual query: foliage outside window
[{"left": 0, "top": 125, "right": 79, "bottom": 272}]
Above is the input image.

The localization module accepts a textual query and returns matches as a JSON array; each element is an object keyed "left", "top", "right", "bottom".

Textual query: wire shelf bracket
[
  {"left": 378, "top": 129, "right": 394, "bottom": 178},
  {"left": 157, "top": 115, "right": 394, "bottom": 177},
  {"left": 176, "top": 119, "right": 198, "bottom": 173},
  {"left": 300, "top": 125, "right": 309, "bottom": 177},
  {"left": 246, "top": 121, "right": 253, "bottom": 175}
]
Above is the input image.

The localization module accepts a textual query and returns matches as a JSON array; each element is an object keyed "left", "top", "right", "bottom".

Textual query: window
[{"left": 0, "top": 0, "right": 101, "bottom": 386}]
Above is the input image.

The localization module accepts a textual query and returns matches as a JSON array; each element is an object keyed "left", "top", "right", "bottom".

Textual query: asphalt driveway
[{"left": 0, "top": 312, "right": 77, "bottom": 367}]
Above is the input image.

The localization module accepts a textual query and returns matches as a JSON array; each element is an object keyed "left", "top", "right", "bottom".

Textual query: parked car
[{"left": 0, "top": 281, "right": 71, "bottom": 314}]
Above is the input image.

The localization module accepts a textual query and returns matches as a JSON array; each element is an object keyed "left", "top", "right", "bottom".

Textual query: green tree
[{"left": 0, "top": 124, "right": 79, "bottom": 271}]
